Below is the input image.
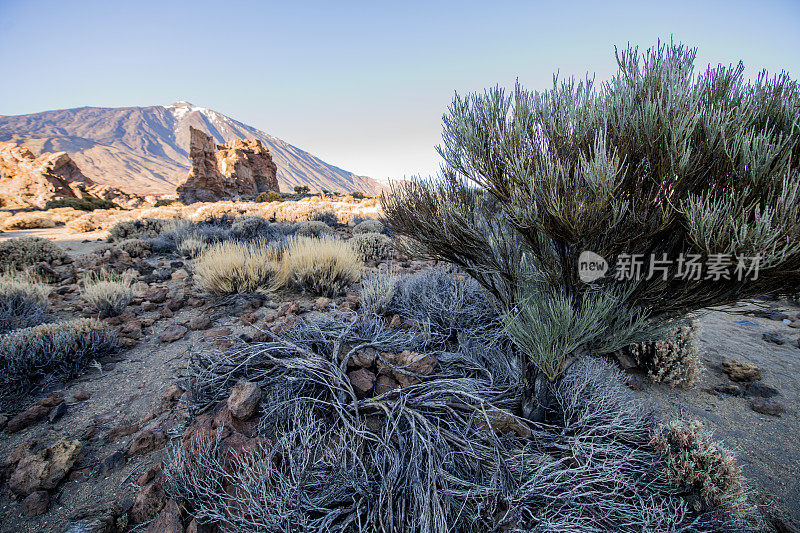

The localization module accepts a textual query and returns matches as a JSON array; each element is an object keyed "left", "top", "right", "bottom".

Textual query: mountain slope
[{"left": 0, "top": 102, "right": 384, "bottom": 195}]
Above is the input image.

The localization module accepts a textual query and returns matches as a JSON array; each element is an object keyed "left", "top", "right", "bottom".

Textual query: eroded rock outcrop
[
  {"left": 176, "top": 127, "right": 278, "bottom": 204},
  {"left": 0, "top": 141, "right": 146, "bottom": 208}
]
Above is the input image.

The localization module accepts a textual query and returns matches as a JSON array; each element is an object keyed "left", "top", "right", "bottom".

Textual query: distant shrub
[
  {"left": 349, "top": 232, "right": 391, "bottom": 261},
  {"left": 628, "top": 322, "right": 701, "bottom": 387},
  {"left": 194, "top": 240, "right": 281, "bottom": 295},
  {"left": 82, "top": 270, "right": 134, "bottom": 318},
  {"left": 0, "top": 273, "right": 50, "bottom": 334},
  {"left": 310, "top": 209, "right": 338, "bottom": 226},
  {"left": 44, "top": 197, "right": 119, "bottom": 211},
  {"left": 177, "top": 236, "right": 208, "bottom": 259},
  {"left": 109, "top": 218, "right": 166, "bottom": 241},
  {"left": 359, "top": 271, "right": 398, "bottom": 315},
  {"left": 0, "top": 318, "right": 118, "bottom": 410},
  {"left": 256, "top": 191, "right": 283, "bottom": 203},
  {"left": 2, "top": 213, "right": 56, "bottom": 230},
  {"left": 353, "top": 219, "right": 384, "bottom": 234},
  {"left": 230, "top": 216, "right": 295, "bottom": 242},
  {"left": 279, "top": 236, "right": 361, "bottom": 297},
  {"left": 119, "top": 238, "right": 152, "bottom": 258},
  {"left": 0, "top": 237, "right": 68, "bottom": 271},
  {"left": 350, "top": 191, "right": 366, "bottom": 199},
  {"left": 154, "top": 198, "right": 179, "bottom": 207},
  {"left": 293, "top": 185, "right": 311, "bottom": 195},
  {"left": 295, "top": 220, "right": 333, "bottom": 238},
  {"left": 652, "top": 420, "right": 748, "bottom": 516},
  {"left": 66, "top": 215, "right": 100, "bottom": 233},
  {"left": 46, "top": 207, "right": 86, "bottom": 225}
]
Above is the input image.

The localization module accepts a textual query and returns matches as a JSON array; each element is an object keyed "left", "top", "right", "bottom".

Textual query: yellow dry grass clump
[
  {"left": 2, "top": 212, "right": 56, "bottom": 230},
  {"left": 82, "top": 270, "right": 134, "bottom": 317},
  {"left": 279, "top": 236, "right": 361, "bottom": 297},
  {"left": 194, "top": 240, "right": 281, "bottom": 295}
]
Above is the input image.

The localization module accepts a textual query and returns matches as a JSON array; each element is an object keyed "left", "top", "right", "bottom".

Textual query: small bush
[
  {"left": 295, "top": 220, "right": 333, "bottom": 238},
  {"left": 349, "top": 232, "right": 391, "bottom": 261},
  {"left": 82, "top": 270, "right": 134, "bottom": 318},
  {"left": 0, "top": 237, "right": 68, "bottom": 271},
  {"left": 628, "top": 322, "right": 701, "bottom": 387},
  {"left": 177, "top": 236, "right": 208, "bottom": 259},
  {"left": 350, "top": 191, "right": 366, "bottom": 199},
  {"left": 109, "top": 218, "right": 166, "bottom": 241},
  {"left": 231, "top": 216, "right": 281, "bottom": 241},
  {"left": 66, "top": 215, "right": 100, "bottom": 233},
  {"left": 194, "top": 240, "right": 281, "bottom": 295},
  {"left": 2, "top": 213, "right": 56, "bottom": 230},
  {"left": 119, "top": 238, "right": 152, "bottom": 258},
  {"left": 0, "top": 273, "right": 50, "bottom": 334},
  {"left": 652, "top": 420, "right": 748, "bottom": 516},
  {"left": 256, "top": 191, "right": 283, "bottom": 203},
  {"left": 293, "top": 185, "right": 311, "bottom": 195},
  {"left": 279, "top": 236, "right": 361, "bottom": 297},
  {"left": 44, "top": 197, "right": 119, "bottom": 211},
  {"left": 310, "top": 209, "right": 338, "bottom": 226},
  {"left": 353, "top": 219, "right": 384, "bottom": 234},
  {"left": 154, "top": 198, "right": 179, "bottom": 207},
  {"left": 0, "top": 318, "right": 118, "bottom": 410},
  {"left": 360, "top": 271, "right": 398, "bottom": 315}
]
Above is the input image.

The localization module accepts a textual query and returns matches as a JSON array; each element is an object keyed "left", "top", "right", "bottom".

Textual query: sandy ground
[
  {"left": 637, "top": 303, "right": 800, "bottom": 528},
  {"left": 0, "top": 226, "right": 110, "bottom": 257}
]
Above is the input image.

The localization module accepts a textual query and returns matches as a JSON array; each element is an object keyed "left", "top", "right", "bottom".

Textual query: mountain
[{"left": 0, "top": 102, "right": 384, "bottom": 196}]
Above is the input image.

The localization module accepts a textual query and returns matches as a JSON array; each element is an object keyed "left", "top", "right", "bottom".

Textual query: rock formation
[
  {"left": 0, "top": 141, "right": 145, "bottom": 209},
  {"left": 176, "top": 127, "right": 279, "bottom": 204}
]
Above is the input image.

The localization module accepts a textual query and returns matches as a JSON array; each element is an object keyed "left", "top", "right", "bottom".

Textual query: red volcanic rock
[{"left": 176, "top": 127, "right": 278, "bottom": 204}]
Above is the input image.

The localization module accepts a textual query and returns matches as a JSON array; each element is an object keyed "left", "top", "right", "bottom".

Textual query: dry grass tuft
[
  {"left": 279, "top": 236, "right": 361, "bottom": 296},
  {"left": 194, "top": 240, "right": 281, "bottom": 295},
  {"left": 82, "top": 270, "right": 134, "bottom": 318},
  {"left": 0, "top": 272, "right": 50, "bottom": 334}
]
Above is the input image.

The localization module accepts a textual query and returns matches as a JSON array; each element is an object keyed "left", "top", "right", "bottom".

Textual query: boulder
[
  {"left": 22, "top": 491, "right": 50, "bottom": 517},
  {"left": 160, "top": 324, "right": 188, "bottom": 343},
  {"left": 130, "top": 481, "right": 166, "bottom": 524},
  {"left": 7, "top": 439, "right": 83, "bottom": 496},
  {"left": 145, "top": 499, "right": 184, "bottom": 533},
  {"left": 6, "top": 404, "right": 50, "bottom": 433},
  {"left": 227, "top": 380, "right": 262, "bottom": 420},
  {"left": 176, "top": 127, "right": 278, "bottom": 204}
]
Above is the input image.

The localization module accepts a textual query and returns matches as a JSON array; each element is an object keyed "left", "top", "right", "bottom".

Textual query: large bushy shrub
[
  {"left": 352, "top": 219, "right": 384, "bottom": 234},
  {"left": 0, "top": 237, "right": 68, "bottom": 271},
  {"left": 109, "top": 217, "right": 166, "bottom": 241},
  {"left": 383, "top": 42, "right": 800, "bottom": 419},
  {"left": 2, "top": 212, "right": 56, "bottom": 230},
  {"left": 295, "top": 220, "right": 333, "bottom": 238},
  {"left": 0, "top": 318, "right": 117, "bottom": 410}
]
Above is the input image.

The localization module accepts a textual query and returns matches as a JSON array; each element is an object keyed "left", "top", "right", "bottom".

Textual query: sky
[{"left": 1, "top": 0, "right": 799, "bottom": 182}]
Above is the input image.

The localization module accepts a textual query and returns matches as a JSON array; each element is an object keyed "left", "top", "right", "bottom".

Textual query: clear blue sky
[{"left": 1, "top": 0, "right": 798, "bottom": 181}]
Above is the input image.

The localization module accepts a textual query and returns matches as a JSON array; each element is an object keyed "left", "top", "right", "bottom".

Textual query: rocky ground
[{"left": 0, "top": 228, "right": 798, "bottom": 532}]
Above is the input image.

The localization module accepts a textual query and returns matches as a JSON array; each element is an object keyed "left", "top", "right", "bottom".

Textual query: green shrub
[
  {"left": 350, "top": 191, "right": 366, "bottom": 199},
  {"left": 353, "top": 219, "right": 384, "bottom": 234},
  {"left": 0, "top": 273, "right": 50, "bottom": 334},
  {"left": 350, "top": 232, "right": 391, "bottom": 261},
  {"left": 109, "top": 218, "right": 166, "bottom": 241},
  {"left": 154, "top": 198, "right": 179, "bottom": 207},
  {"left": 256, "top": 191, "right": 283, "bottom": 203},
  {"left": 82, "top": 270, "right": 134, "bottom": 318},
  {"left": 652, "top": 420, "right": 748, "bottom": 516},
  {"left": 295, "top": 220, "right": 333, "bottom": 238},
  {"left": 383, "top": 42, "right": 800, "bottom": 420},
  {"left": 279, "top": 236, "right": 361, "bottom": 296},
  {"left": 0, "top": 318, "right": 117, "bottom": 410},
  {"left": 0, "top": 237, "right": 68, "bottom": 271},
  {"left": 293, "top": 185, "right": 311, "bottom": 195},
  {"left": 44, "top": 197, "right": 119, "bottom": 211}
]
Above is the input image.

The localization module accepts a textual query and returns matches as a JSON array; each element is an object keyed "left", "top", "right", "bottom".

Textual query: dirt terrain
[{"left": 0, "top": 230, "right": 798, "bottom": 532}]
